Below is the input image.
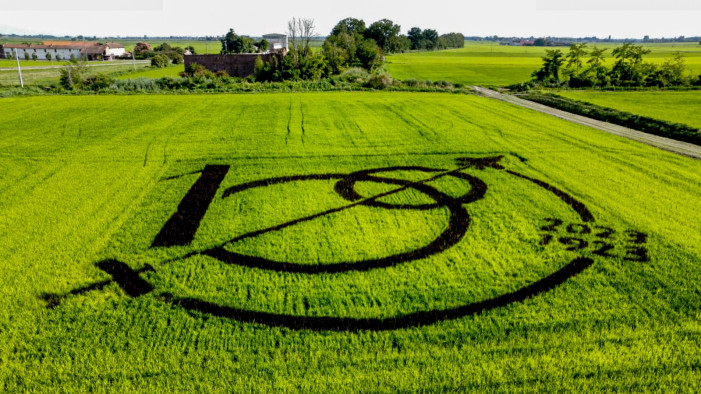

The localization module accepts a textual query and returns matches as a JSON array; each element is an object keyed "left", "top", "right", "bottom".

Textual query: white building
[
  {"left": 1, "top": 42, "right": 126, "bottom": 61},
  {"left": 262, "top": 34, "right": 288, "bottom": 52}
]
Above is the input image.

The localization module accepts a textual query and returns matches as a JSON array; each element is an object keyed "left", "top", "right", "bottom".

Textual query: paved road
[
  {"left": 471, "top": 86, "right": 701, "bottom": 160},
  {"left": 0, "top": 61, "right": 150, "bottom": 71}
]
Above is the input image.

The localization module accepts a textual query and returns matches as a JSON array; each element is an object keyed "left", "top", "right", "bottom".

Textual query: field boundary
[{"left": 471, "top": 86, "right": 701, "bottom": 160}]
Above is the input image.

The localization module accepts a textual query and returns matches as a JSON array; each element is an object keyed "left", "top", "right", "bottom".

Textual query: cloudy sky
[{"left": 1, "top": 0, "right": 699, "bottom": 38}]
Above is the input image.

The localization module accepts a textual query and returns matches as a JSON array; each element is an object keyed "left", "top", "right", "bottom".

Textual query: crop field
[
  {"left": 387, "top": 42, "right": 701, "bottom": 86},
  {"left": 0, "top": 92, "right": 699, "bottom": 391},
  {"left": 556, "top": 90, "right": 701, "bottom": 129}
]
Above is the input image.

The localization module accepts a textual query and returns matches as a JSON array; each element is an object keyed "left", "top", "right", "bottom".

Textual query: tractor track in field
[{"left": 471, "top": 86, "right": 701, "bottom": 160}]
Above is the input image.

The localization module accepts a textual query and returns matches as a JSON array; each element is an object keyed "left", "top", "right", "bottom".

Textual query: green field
[
  {"left": 116, "top": 64, "right": 185, "bottom": 80},
  {"left": 0, "top": 59, "right": 58, "bottom": 67},
  {"left": 0, "top": 61, "right": 151, "bottom": 86},
  {"left": 556, "top": 90, "right": 701, "bottom": 129},
  {"left": 0, "top": 92, "right": 699, "bottom": 391},
  {"left": 387, "top": 42, "right": 701, "bottom": 86}
]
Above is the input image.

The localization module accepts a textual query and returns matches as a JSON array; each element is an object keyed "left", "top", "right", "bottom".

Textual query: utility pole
[
  {"left": 132, "top": 51, "right": 137, "bottom": 72},
  {"left": 14, "top": 49, "right": 23, "bottom": 87}
]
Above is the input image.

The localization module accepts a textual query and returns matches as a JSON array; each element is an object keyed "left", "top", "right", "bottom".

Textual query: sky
[{"left": 0, "top": 0, "right": 699, "bottom": 38}]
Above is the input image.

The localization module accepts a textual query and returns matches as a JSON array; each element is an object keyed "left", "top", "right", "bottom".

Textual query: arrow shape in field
[{"left": 41, "top": 260, "right": 154, "bottom": 308}]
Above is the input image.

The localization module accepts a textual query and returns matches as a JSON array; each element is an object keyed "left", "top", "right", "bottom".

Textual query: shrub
[
  {"left": 254, "top": 56, "right": 265, "bottom": 80},
  {"left": 55, "top": 54, "right": 62, "bottom": 61},
  {"left": 59, "top": 61, "right": 88, "bottom": 89},
  {"left": 435, "top": 80, "right": 453, "bottom": 88},
  {"left": 151, "top": 54, "right": 170, "bottom": 68},
  {"left": 364, "top": 72, "right": 392, "bottom": 89},
  {"left": 46, "top": 53, "right": 52, "bottom": 61},
  {"left": 83, "top": 73, "right": 113, "bottom": 91},
  {"left": 184, "top": 62, "right": 214, "bottom": 78},
  {"left": 24, "top": 52, "right": 30, "bottom": 61},
  {"left": 341, "top": 67, "right": 370, "bottom": 83},
  {"left": 170, "top": 53, "right": 184, "bottom": 65}
]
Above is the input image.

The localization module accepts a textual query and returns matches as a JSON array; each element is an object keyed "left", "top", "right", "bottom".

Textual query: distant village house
[{"left": 0, "top": 41, "right": 126, "bottom": 60}]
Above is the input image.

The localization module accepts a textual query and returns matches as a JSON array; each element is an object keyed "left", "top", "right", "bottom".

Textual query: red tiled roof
[{"left": 1, "top": 42, "right": 124, "bottom": 50}]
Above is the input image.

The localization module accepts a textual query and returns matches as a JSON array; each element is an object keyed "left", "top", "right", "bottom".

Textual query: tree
[
  {"left": 288, "top": 17, "right": 317, "bottom": 58},
  {"left": 658, "top": 52, "right": 688, "bottom": 86},
  {"left": 221, "top": 28, "right": 255, "bottom": 54},
  {"left": 438, "top": 33, "right": 465, "bottom": 49},
  {"left": 422, "top": 29, "right": 439, "bottom": 50},
  {"left": 184, "top": 45, "right": 196, "bottom": 54},
  {"left": 387, "top": 35, "right": 411, "bottom": 53},
  {"left": 365, "top": 19, "right": 401, "bottom": 53},
  {"left": 330, "top": 18, "right": 366, "bottom": 38},
  {"left": 407, "top": 27, "right": 423, "bottom": 50},
  {"left": 587, "top": 46, "right": 607, "bottom": 67},
  {"left": 610, "top": 43, "right": 652, "bottom": 86},
  {"left": 257, "top": 39, "right": 269, "bottom": 53},
  {"left": 59, "top": 60, "right": 88, "bottom": 89},
  {"left": 46, "top": 52, "right": 52, "bottom": 61},
  {"left": 153, "top": 43, "right": 172, "bottom": 52},
  {"left": 612, "top": 43, "right": 650, "bottom": 67},
  {"left": 532, "top": 49, "right": 564, "bottom": 82},
  {"left": 133, "top": 42, "right": 152, "bottom": 58},
  {"left": 534, "top": 38, "right": 547, "bottom": 47},
  {"left": 283, "top": 18, "right": 327, "bottom": 80},
  {"left": 356, "top": 39, "right": 381, "bottom": 70},
  {"left": 566, "top": 43, "right": 588, "bottom": 75}
]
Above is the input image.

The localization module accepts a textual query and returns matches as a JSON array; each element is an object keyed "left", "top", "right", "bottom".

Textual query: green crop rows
[{"left": 0, "top": 92, "right": 699, "bottom": 391}]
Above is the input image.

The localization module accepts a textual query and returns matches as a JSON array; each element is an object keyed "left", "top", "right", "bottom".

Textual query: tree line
[
  {"left": 242, "top": 17, "right": 465, "bottom": 83},
  {"left": 531, "top": 43, "right": 701, "bottom": 88}
]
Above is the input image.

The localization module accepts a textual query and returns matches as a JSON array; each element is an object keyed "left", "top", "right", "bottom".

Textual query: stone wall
[{"left": 184, "top": 54, "right": 280, "bottom": 78}]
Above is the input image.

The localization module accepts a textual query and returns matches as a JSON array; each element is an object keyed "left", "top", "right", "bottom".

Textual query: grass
[
  {"left": 0, "top": 62, "right": 151, "bottom": 86},
  {"left": 115, "top": 64, "right": 185, "bottom": 80},
  {"left": 555, "top": 90, "right": 701, "bottom": 129},
  {"left": 387, "top": 41, "right": 701, "bottom": 86},
  {"left": 0, "top": 59, "right": 58, "bottom": 67},
  {"left": 0, "top": 92, "right": 699, "bottom": 391}
]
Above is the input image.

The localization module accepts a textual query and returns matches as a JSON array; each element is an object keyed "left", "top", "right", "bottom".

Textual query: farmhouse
[{"left": 1, "top": 41, "right": 126, "bottom": 60}]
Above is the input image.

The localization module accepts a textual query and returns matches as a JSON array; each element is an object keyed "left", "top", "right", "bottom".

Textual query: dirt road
[{"left": 471, "top": 86, "right": 701, "bottom": 160}]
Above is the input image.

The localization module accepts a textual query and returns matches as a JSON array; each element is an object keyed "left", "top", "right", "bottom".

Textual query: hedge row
[{"left": 519, "top": 93, "right": 701, "bottom": 146}]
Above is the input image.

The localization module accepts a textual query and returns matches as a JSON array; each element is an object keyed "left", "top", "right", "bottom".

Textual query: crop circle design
[
  {"left": 44, "top": 158, "right": 597, "bottom": 332},
  {"left": 165, "top": 163, "right": 595, "bottom": 331}
]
